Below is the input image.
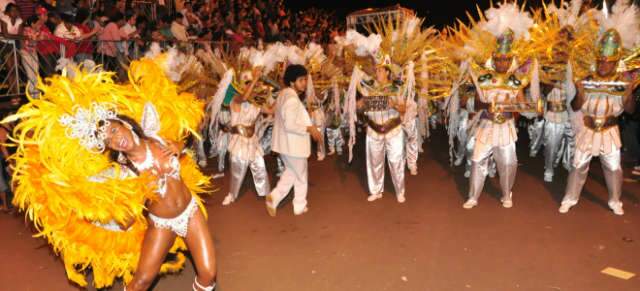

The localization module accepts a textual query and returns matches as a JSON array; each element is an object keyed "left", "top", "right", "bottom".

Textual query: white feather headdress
[
  {"left": 597, "top": 0, "right": 640, "bottom": 49},
  {"left": 547, "top": 0, "right": 584, "bottom": 27},
  {"left": 479, "top": 2, "right": 534, "bottom": 40}
]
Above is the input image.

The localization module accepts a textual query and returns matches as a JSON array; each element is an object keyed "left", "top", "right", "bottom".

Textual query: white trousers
[
  {"left": 269, "top": 155, "right": 309, "bottom": 214},
  {"left": 404, "top": 118, "right": 419, "bottom": 172},
  {"left": 216, "top": 132, "right": 230, "bottom": 172},
  {"left": 366, "top": 130, "right": 405, "bottom": 196},
  {"left": 562, "top": 146, "right": 622, "bottom": 208},
  {"left": 468, "top": 142, "right": 517, "bottom": 202},
  {"left": 229, "top": 155, "right": 270, "bottom": 199}
]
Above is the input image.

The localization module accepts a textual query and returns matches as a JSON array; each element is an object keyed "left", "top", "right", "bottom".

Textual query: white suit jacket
[{"left": 272, "top": 88, "right": 312, "bottom": 158}]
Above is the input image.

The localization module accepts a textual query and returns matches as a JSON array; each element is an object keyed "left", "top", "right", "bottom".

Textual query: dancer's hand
[
  {"left": 163, "top": 141, "right": 181, "bottom": 157},
  {"left": 307, "top": 126, "right": 322, "bottom": 142},
  {"left": 391, "top": 99, "right": 406, "bottom": 114}
]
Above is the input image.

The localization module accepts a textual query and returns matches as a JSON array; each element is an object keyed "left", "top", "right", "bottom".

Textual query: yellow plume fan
[
  {"left": 124, "top": 58, "right": 205, "bottom": 142},
  {"left": 4, "top": 63, "right": 211, "bottom": 288}
]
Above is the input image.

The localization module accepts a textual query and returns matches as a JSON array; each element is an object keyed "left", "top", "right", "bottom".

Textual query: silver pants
[
  {"left": 562, "top": 147, "right": 622, "bottom": 208},
  {"left": 468, "top": 142, "right": 517, "bottom": 202},
  {"left": 464, "top": 136, "right": 497, "bottom": 178},
  {"left": 454, "top": 114, "right": 470, "bottom": 165},
  {"left": 404, "top": 118, "right": 419, "bottom": 172},
  {"left": 366, "top": 130, "right": 405, "bottom": 196},
  {"left": 316, "top": 125, "right": 326, "bottom": 160},
  {"left": 260, "top": 126, "right": 273, "bottom": 154},
  {"left": 216, "top": 132, "right": 230, "bottom": 172},
  {"left": 195, "top": 138, "right": 207, "bottom": 165},
  {"left": 276, "top": 155, "right": 285, "bottom": 176},
  {"left": 530, "top": 120, "right": 575, "bottom": 176},
  {"left": 326, "top": 127, "right": 345, "bottom": 154},
  {"left": 229, "top": 155, "right": 271, "bottom": 199}
]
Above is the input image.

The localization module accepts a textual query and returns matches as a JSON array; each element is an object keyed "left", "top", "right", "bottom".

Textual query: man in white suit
[{"left": 266, "top": 65, "right": 322, "bottom": 216}]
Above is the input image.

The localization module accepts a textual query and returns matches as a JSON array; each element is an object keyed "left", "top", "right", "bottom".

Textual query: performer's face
[
  {"left": 376, "top": 67, "right": 390, "bottom": 84},
  {"left": 291, "top": 76, "right": 307, "bottom": 93},
  {"left": 494, "top": 56, "right": 512, "bottom": 73},
  {"left": 104, "top": 121, "right": 136, "bottom": 152},
  {"left": 596, "top": 60, "right": 616, "bottom": 77}
]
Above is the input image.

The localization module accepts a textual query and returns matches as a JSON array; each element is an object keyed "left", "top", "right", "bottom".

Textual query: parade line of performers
[{"left": 3, "top": 1, "right": 640, "bottom": 290}]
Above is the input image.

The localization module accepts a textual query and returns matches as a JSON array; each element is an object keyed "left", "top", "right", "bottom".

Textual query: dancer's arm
[{"left": 571, "top": 80, "right": 585, "bottom": 111}]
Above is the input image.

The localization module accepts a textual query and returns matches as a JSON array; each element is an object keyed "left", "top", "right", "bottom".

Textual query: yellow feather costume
[{"left": 3, "top": 56, "right": 211, "bottom": 288}]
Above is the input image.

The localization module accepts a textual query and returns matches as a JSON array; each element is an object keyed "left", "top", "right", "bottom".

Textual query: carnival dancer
[
  {"left": 403, "top": 82, "right": 420, "bottom": 176},
  {"left": 221, "top": 67, "right": 274, "bottom": 206},
  {"left": 528, "top": 1, "right": 597, "bottom": 182},
  {"left": 306, "top": 75, "right": 328, "bottom": 161},
  {"left": 559, "top": 0, "right": 639, "bottom": 215},
  {"left": 339, "top": 16, "right": 438, "bottom": 202},
  {"left": 326, "top": 87, "right": 346, "bottom": 156},
  {"left": 456, "top": 2, "right": 541, "bottom": 209},
  {"left": 4, "top": 55, "right": 216, "bottom": 290},
  {"left": 356, "top": 59, "right": 407, "bottom": 202}
]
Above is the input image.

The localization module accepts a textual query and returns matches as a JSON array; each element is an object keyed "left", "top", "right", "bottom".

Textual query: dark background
[{"left": 284, "top": 0, "right": 634, "bottom": 28}]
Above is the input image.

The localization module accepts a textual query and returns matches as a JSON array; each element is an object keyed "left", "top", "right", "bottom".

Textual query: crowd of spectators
[{"left": 0, "top": 0, "right": 342, "bottom": 84}]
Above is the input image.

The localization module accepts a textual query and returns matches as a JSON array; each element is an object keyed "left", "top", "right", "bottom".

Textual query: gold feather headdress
[{"left": 530, "top": 0, "right": 599, "bottom": 83}]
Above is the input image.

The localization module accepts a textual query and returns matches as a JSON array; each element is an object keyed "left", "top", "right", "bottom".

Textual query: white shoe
[
  {"left": 464, "top": 170, "right": 471, "bottom": 178},
  {"left": 463, "top": 199, "right": 478, "bottom": 209},
  {"left": 454, "top": 158, "right": 463, "bottom": 166},
  {"left": 318, "top": 156, "right": 325, "bottom": 161},
  {"left": 198, "top": 160, "right": 208, "bottom": 167},
  {"left": 397, "top": 194, "right": 406, "bottom": 203},
  {"left": 543, "top": 171, "right": 553, "bottom": 183},
  {"left": 294, "top": 207, "right": 309, "bottom": 216},
  {"left": 221, "top": 194, "right": 235, "bottom": 206},
  {"left": 409, "top": 168, "right": 418, "bottom": 176},
  {"left": 609, "top": 203, "right": 624, "bottom": 216},
  {"left": 558, "top": 202, "right": 573, "bottom": 214},
  {"left": 367, "top": 193, "right": 383, "bottom": 202}
]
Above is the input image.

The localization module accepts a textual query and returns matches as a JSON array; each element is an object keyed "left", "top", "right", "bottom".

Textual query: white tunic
[
  {"left": 475, "top": 87, "right": 519, "bottom": 147},
  {"left": 228, "top": 102, "right": 263, "bottom": 161},
  {"left": 361, "top": 83, "right": 403, "bottom": 139},
  {"left": 545, "top": 87, "right": 571, "bottom": 124},
  {"left": 577, "top": 90, "right": 624, "bottom": 155}
]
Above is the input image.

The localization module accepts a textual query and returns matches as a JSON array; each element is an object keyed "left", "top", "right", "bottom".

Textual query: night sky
[{"left": 283, "top": 0, "right": 632, "bottom": 29}]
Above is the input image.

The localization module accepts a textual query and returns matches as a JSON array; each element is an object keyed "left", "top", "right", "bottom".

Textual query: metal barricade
[
  {"left": 0, "top": 38, "right": 233, "bottom": 101},
  {"left": 0, "top": 41, "right": 22, "bottom": 98}
]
